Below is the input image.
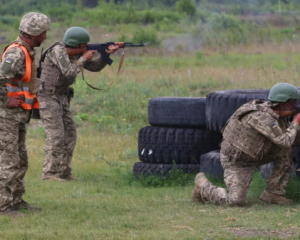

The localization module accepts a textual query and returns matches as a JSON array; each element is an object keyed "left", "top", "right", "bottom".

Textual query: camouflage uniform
[
  {"left": 0, "top": 39, "right": 34, "bottom": 211},
  {"left": 195, "top": 100, "right": 300, "bottom": 206},
  {"left": 38, "top": 42, "right": 107, "bottom": 179}
]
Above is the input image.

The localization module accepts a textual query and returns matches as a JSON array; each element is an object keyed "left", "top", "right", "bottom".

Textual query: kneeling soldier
[{"left": 192, "top": 83, "right": 300, "bottom": 206}]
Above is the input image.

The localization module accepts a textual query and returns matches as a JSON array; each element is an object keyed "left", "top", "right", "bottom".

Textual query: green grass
[
  {"left": 2, "top": 130, "right": 300, "bottom": 239},
  {"left": 1, "top": 23, "right": 300, "bottom": 239}
]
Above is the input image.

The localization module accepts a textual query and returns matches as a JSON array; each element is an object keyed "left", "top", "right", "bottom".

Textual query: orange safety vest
[{"left": 1, "top": 43, "right": 39, "bottom": 110}]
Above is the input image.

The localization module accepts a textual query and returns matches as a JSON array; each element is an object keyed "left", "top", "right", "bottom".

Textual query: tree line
[{"left": 1, "top": 0, "right": 300, "bottom": 16}]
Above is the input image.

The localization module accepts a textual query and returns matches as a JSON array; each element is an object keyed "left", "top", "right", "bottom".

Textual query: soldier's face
[
  {"left": 36, "top": 31, "right": 47, "bottom": 44},
  {"left": 74, "top": 43, "right": 87, "bottom": 49},
  {"left": 281, "top": 99, "right": 297, "bottom": 112}
]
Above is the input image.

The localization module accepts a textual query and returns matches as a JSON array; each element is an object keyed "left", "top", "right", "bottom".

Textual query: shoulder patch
[
  {"left": 269, "top": 123, "right": 281, "bottom": 137},
  {"left": 1, "top": 58, "right": 14, "bottom": 73},
  {"left": 271, "top": 123, "right": 277, "bottom": 129},
  {"left": 58, "top": 54, "right": 67, "bottom": 68}
]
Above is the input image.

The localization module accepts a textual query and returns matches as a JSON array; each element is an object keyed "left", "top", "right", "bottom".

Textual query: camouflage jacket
[
  {"left": 221, "top": 100, "right": 300, "bottom": 160},
  {"left": 37, "top": 42, "right": 107, "bottom": 106},
  {"left": 0, "top": 38, "right": 34, "bottom": 123}
]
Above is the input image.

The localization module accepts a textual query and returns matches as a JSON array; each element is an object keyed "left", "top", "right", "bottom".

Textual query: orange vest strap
[{"left": 1, "top": 43, "right": 32, "bottom": 83}]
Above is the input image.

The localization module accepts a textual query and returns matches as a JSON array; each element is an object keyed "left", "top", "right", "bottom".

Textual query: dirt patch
[{"left": 228, "top": 227, "right": 296, "bottom": 238}]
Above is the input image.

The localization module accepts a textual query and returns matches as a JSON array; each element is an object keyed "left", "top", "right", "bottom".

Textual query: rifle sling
[
  {"left": 80, "top": 48, "right": 125, "bottom": 91},
  {"left": 80, "top": 68, "right": 115, "bottom": 91}
]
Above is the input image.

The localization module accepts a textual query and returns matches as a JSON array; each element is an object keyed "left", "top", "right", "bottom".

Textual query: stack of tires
[
  {"left": 133, "top": 97, "right": 222, "bottom": 176},
  {"left": 133, "top": 89, "right": 300, "bottom": 180}
]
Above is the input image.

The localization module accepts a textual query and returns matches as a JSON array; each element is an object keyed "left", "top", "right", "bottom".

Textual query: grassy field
[{"left": 1, "top": 25, "right": 300, "bottom": 239}]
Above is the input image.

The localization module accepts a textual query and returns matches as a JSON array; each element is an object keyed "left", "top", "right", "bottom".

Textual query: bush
[
  {"left": 207, "top": 13, "right": 242, "bottom": 31},
  {"left": 73, "top": 3, "right": 183, "bottom": 26},
  {"left": 46, "top": 6, "right": 73, "bottom": 23},
  {"left": 0, "top": 16, "right": 17, "bottom": 26},
  {"left": 131, "top": 29, "right": 161, "bottom": 46},
  {"left": 176, "top": 0, "right": 196, "bottom": 17},
  {"left": 192, "top": 13, "right": 249, "bottom": 47}
]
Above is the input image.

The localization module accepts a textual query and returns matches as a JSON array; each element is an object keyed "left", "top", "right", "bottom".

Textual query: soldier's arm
[
  {"left": 247, "top": 112, "right": 300, "bottom": 148},
  {"left": 83, "top": 51, "right": 107, "bottom": 72},
  {"left": 50, "top": 45, "right": 81, "bottom": 80},
  {"left": 0, "top": 49, "right": 25, "bottom": 103}
]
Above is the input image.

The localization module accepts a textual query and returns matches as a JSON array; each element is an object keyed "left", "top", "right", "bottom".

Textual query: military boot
[
  {"left": 192, "top": 172, "right": 208, "bottom": 203},
  {"left": 259, "top": 190, "right": 292, "bottom": 205},
  {"left": 13, "top": 200, "right": 42, "bottom": 211},
  {"left": 42, "top": 175, "right": 67, "bottom": 182},
  {"left": 0, "top": 207, "right": 25, "bottom": 217}
]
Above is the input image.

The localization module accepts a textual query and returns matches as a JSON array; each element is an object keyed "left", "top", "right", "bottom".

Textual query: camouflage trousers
[
  {"left": 39, "top": 96, "right": 77, "bottom": 179},
  {"left": 0, "top": 117, "right": 28, "bottom": 211},
  {"left": 198, "top": 148, "right": 292, "bottom": 206}
]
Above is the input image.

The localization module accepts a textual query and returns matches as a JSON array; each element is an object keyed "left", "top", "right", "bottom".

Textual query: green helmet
[
  {"left": 268, "top": 83, "right": 299, "bottom": 102},
  {"left": 63, "top": 27, "right": 90, "bottom": 47}
]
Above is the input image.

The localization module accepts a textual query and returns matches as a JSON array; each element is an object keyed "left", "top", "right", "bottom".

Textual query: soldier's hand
[
  {"left": 83, "top": 50, "right": 95, "bottom": 61},
  {"left": 106, "top": 45, "right": 119, "bottom": 54},
  {"left": 293, "top": 113, "right": 300, "bottom": 125},
  {"left": 7, "top": 96, "right": 21, "bottom": 108}
]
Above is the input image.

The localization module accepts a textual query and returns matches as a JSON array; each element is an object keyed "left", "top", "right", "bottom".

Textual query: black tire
[
  {"left": 133, "top": 162, "right": 199, "bottom": 176},
  {"left": 138, "top": 126, "right": 222, "bottom": 164},
  {"left": 293, "top": 146, "right": 300, "bottom": 180},
  {"left": 148, "top": 97, "right": 206, "bottom": 128},
  {"left": 259, "top": 162, "right": 274, "bottom": 180},
  {"left": 259, "top": 161, "right": 297, "bottom": 180},
  {"left": 199, "top": 150, "right": 224, "bottom": 179},
  {"left": 206, "top": 89, "right": 269, "bottom": 132}
]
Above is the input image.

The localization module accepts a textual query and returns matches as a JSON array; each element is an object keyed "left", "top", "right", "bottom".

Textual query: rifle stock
[{"left": 276, "top": 110, "right": 296, "bottom": 118}]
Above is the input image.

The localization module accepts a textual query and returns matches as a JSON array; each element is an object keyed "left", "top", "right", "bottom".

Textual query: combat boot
[
  {"left": 13, "top": 200, "right": 42, "bottom": 211},
  {"left": 0, "top": 207, "right": 25, "bottom": 217},
  {"left": 64, "top": 175, "right": 81, "bottom": 181},
  {"left": 42, "top": 175, "right": 67, "bottom": 182},
  {"left": 192, "top": 172, "right": 208, "bottom": 203},
  {"left": 259, "top": 190, "right": 292, "bottom": 205}
]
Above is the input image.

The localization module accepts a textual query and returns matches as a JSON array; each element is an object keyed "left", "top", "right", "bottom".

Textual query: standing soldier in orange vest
[{"left": 0, "top": 12, "right": 51, "bottom": 217}]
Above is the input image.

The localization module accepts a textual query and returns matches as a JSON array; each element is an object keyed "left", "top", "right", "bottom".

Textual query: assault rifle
[{"left": 66, "top": 42, "right": 148, "bottom": 65}]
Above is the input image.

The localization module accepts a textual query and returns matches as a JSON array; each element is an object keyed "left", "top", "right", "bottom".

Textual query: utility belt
[
  {"left": 36, "top": 83, "right": 75, "bottom": 119},
  {"left": 38, "top": 82, "right": 74, "bottom": 99},
  {"left": 55, "top": 86, "right": 74, "bottom": 99}
]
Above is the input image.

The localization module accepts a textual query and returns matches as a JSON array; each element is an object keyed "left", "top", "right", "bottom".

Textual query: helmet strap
[{"left": 20, "top": 31, "right": 41, "bottom": 47}]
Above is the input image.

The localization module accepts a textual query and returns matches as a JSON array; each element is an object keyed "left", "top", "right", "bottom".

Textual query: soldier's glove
[{"left": 7, "top": 96, "right": 21, "bottom": 108}]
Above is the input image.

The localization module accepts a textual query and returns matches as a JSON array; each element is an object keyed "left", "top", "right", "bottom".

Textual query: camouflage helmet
[
  {"left": 268, "top": 83, "right": 299, "bottom": 102},
  {"left": 19, "top": 12, "right": 51, "bottom": 36},
  {"left": 63, "top": 27, "right": 90, "bottom": 47}
]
